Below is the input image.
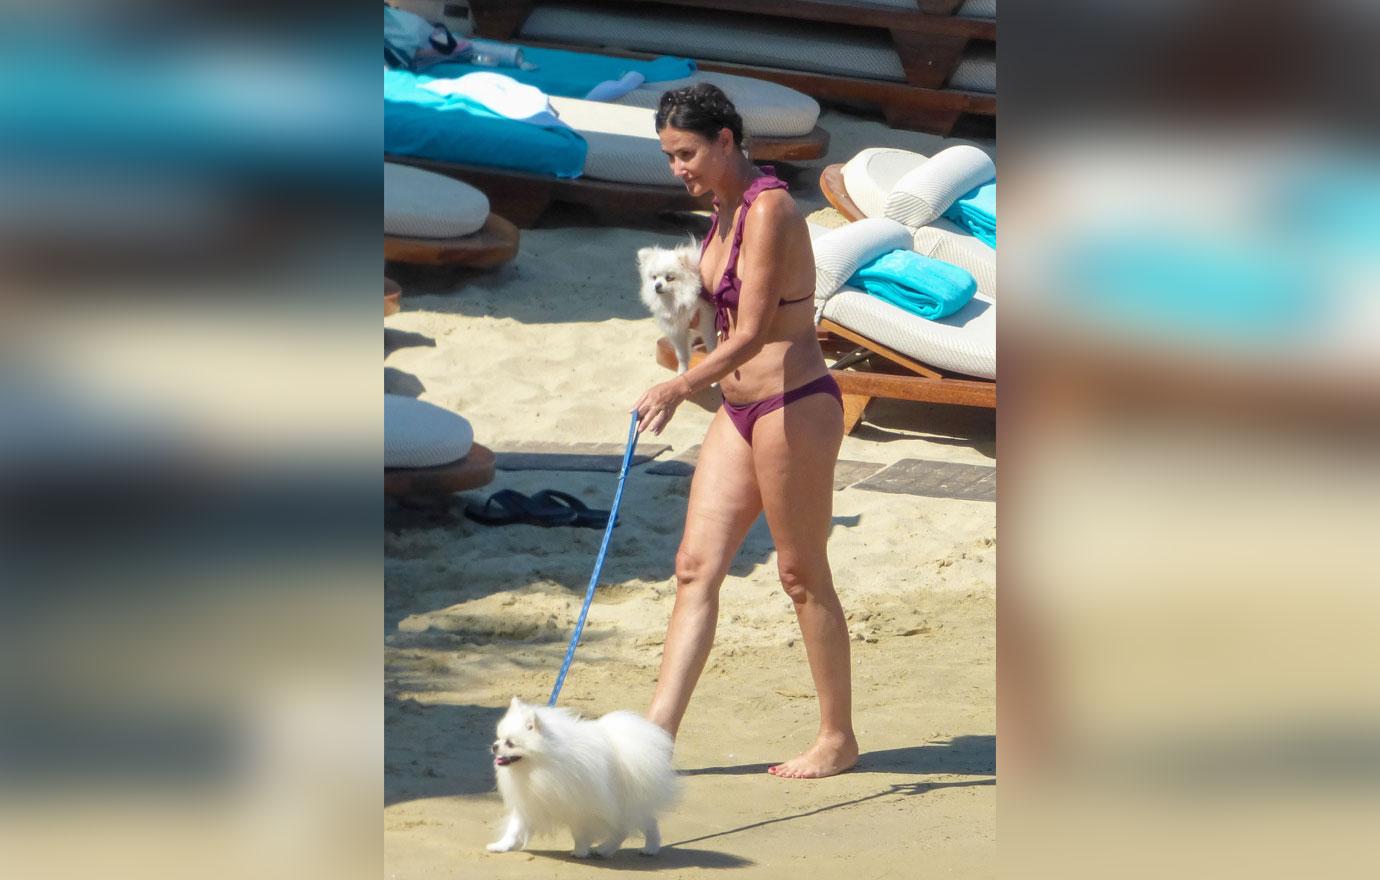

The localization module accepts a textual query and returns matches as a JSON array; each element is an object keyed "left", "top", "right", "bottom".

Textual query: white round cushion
[
  {"left": 384, "top": 394, "right": 475, "bottom": 468},
  {"left": 841, "top": 147, "right": 928, "bottom": 220},
  {"left": 882, "top": 145, "right": 995, "bottom": 227},
  {"left": 384, "top": 162, "right": 489, "bottom": 239}
]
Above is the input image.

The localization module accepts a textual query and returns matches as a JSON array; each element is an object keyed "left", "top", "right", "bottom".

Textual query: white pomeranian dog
[
  {"left": 487, "top": 697, "right": 681, "bottom": 858},
  {"left": 637, "top": 242, "right": 718, "bottom": 374}
]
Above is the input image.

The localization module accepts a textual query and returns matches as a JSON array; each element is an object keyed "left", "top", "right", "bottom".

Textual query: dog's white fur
[
  {"left": 487, "top": 698, "right": 681, "bottom": 858},
  {"left": 637, "top": 242, "right": 718, "bottom": 374}
]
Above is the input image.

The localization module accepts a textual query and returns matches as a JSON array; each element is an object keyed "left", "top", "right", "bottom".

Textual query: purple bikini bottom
[{"left": 721, "top": 373, "right": 843, "bottom": 444}]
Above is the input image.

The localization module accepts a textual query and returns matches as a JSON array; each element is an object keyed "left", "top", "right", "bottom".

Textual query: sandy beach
[{"left": 384, "top": 108, "right": 996, "bottom": 878}]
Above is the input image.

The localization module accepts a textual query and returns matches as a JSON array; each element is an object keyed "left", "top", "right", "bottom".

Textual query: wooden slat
[
  {"left": 820, "top": 164, "right": 865, "bottom": 222},
  {"left": 383, "top": 213, "right": 520, "bottom": 267},
  {"left": 749, "top": 125, "right": 830, "bottom": 163},
  {"left": 385, "top": 443, "right": 497, "bottom": 498}
]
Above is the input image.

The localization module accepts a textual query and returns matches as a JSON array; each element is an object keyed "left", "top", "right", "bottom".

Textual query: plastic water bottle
[{"left": 469, "top": 39, "right": 537, "bottom": 71}]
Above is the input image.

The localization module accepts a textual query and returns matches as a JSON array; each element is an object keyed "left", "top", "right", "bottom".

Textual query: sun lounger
[
  {"left": 385, "top": 394, "right": 496, "bottom": 500},
  {"left": 467, "top": 0, "right": 996, "bottom": 134},
  {"left": 386, "top": 66, "right": 718, "bottom": 224},
  {"left": 809, "top": 217, "right": 994, "bottom": 427},
  {"left": 421, "top": 42, "right": 829, "bottom": 158},
  {"left": 384, "top": 162, "right": 520, "bottom": 267}
]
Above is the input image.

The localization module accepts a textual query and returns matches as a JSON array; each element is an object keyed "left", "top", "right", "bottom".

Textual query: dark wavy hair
[{"left": 654, "top": 83, "right": 744, "bottom": 147}]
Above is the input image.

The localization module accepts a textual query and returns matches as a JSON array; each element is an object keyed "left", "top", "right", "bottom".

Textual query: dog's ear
[
  {"left": 636, "top": 246, "right": 657, "bottom": 268},
  {"left": 510, "top": 696, "right": 523, "bottom": 710},
  {"left": 525, "top": 712, "right": 540, "bottom": 733}
]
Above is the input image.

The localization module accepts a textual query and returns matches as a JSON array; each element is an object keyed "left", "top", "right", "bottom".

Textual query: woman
[{"left": 633, "top": 84, "right": 857, "bottom": 779}]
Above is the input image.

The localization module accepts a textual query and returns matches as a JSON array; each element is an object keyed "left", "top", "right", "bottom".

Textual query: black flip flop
[
  {"left": 528, "top": 489, "right": 616, "bottom": 529},
  {"left": 463, "top": 489, "right": 580, "bottom": 527}
]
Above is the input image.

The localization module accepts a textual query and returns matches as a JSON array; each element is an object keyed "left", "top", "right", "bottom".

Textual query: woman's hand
[{"left": 633, "top": 376, "right": 692, "bottom": 435}]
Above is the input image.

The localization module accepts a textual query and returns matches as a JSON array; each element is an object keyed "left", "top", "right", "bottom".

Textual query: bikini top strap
[{"left": 724, "top": 168, "right": 788, "bottom": 280}]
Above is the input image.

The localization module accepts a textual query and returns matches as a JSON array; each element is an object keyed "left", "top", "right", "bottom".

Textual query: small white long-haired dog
[
  {"left": 637, "top": 242, "right": 718, "bottom": 374},
  {"left": 487, "top": 698, "right": 681, "bottom": 858}
]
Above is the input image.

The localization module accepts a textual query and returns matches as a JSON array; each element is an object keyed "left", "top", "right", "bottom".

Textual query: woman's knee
[
  {"left": 674, "top": 546, "right": 721, "bottom": 594},
  {"left": 777, "top": 557, "right": 825, "bottom": 604}
]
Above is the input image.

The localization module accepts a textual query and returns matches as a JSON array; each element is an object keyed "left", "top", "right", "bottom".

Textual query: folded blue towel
[
  {"left": 943, "top": 181, "right": 996, "bottom": 248},
  {"left": 848, "top": 249, "right": 978, "bottom": 320}
]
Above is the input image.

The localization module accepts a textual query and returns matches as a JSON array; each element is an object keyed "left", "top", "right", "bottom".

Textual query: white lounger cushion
[
  {"left": 617, "top": 70, "right": 820, "bottom": 138},
  {"left": 949, "top": 44, "right": 996, "bottom": 93},
  {"left": 809, "top": 220, "right": 996, "bottom": 379},
  {"left": 522, "top": 2, "right": 908, "bottom": 82},
  {"left": 385, "top": 394, "right": 475, "bottom": 468},
  {"left": 958, "top": 0, "right": 997, "bottom": 20},
  {"left": 882, "top": 145, "right": 995, "bottom": 227},
  {"left": 822, "top": 289, "right": 996, "bottom": 380},
  {"left": 384, "top": 162, "right": 489, "bottom": 239},
  {"left": 546, "top": 97, "right": 678, "bottom": 185}
]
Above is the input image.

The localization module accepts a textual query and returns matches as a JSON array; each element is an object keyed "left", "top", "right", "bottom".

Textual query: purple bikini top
[{"left": 699, "top": 167, "right": 790, "bottom": 338}]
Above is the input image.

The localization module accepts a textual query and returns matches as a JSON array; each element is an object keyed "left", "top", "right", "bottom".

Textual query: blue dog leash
[{"left": 548, "top": 412, "right": 640, "bottom": 707}]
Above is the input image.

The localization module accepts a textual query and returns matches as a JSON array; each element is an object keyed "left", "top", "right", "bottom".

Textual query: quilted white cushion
[
  {"left": 811, "top": 218, "right": 914, "bottom": 303},
  {"left": 384, "top": 394, "right": 475, "bottom": 468},
  {"left": 950, "top": 45, "right": 996, "bottom": 93},
  {"left": 545, "top": 96, "right": 679, "bottom": 185},
  {"left": 521, "top": 2, "right": 908, "bottom": 82},
  {"left": 619, "top": 70, "right": 820, "bottom": 138},
  {"left": 882, "top": 145, "right": 995, "bottom": 227},
  {"left": 958, "top": 0, "right": 997, "bottom": 20},
  {"left": 822, "top": 287, "right": 996, "bottom": 379},
  {"left": 384, "top": 163, "right": 489, "bottom": 239},
  {"left": 912, "top": 219, "right": 997, "bottom": 298}
]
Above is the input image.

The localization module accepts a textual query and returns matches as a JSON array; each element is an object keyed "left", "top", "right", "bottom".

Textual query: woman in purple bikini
[{"left": 633, "top": 84, "right": 857, "bottom": 779}]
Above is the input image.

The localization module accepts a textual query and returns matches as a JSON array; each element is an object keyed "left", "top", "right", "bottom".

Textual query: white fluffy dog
[
  {"left": 487, "top": 698, "right": 681, "bottom": 858},
  {"left": 637, "top": 242, "right": 718, "bottom": 374}
]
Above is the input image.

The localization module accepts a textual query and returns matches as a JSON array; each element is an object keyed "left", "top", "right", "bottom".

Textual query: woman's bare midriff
[{"left": 718, "top": 303, "right": 828, "bottom": 405}]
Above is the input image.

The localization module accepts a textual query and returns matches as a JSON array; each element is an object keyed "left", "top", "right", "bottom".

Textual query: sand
[{"left": 384, "top": 108, "right": 995, "bottom": 878}]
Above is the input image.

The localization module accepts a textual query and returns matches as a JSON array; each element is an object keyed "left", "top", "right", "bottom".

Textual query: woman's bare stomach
[{"left": 718, "top": 324, "right": 829, "bottom": 405}]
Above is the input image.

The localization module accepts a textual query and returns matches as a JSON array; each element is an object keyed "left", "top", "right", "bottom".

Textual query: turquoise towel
[
  {"left": 384, "top": 68, "right": 588, "bottom": 179},
  {"left": 848, "top": 249, "right": 977, "bottom": 320},
  {"left": 943, "top": 181, "right": 996, "bottom": 248},
  {"left": 423, "top": 45, "right": 695, "bottom": 99}
]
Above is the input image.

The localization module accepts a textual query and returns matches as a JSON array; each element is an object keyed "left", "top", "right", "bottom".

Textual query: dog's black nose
[{"left": 654, "top": 281, "right": 664, "bottom": 293}]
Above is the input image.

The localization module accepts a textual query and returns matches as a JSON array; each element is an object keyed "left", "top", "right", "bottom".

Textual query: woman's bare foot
[{"left": 767, "top": 731, "right": 859, "bottom": 779}]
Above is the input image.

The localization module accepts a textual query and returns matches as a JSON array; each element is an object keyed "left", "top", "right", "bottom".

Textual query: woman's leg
[
  {"left": 647, "top": 409, "right": 763, "bottom": 738},
  {"left": 751, "top": 392, "right": 857, "bottom": 778}
]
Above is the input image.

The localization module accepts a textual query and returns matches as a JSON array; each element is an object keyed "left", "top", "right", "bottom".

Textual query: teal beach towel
[
  {"left": 943, "top": 181, "right": 995, "bottom": 248},
  {"left": 848, "top": 250, "right": 978, "bottom": 320}
]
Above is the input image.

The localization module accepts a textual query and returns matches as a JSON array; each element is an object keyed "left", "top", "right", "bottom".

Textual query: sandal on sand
[
  {"left": 528, "top": 489, "right": 616, "bottom": 529},
  {"left": 464, "top": 489, "right": 579, "bottom": 527}
]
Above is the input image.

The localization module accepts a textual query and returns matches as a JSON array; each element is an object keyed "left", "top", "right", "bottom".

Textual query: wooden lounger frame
[
  {"left": 384, "top": 213, "right": 521, "bottom": 267},
  {"left": 385, "top": 277, "right": 401, "bottom": 316},
  {"left": 655, "top": 325, "right": 994, "bottom": 434},
  {"left": 384, "top": 154, "right": 711, "bottom": 227},
  {"left": 467, "top": 0, "right": 995, "bottom": 135},
  {"left": 820, "top": 163, "right": 867, "bottom": 221},
  {"left": 385, "top": 443, "right": 497, "bottom": 499}
]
